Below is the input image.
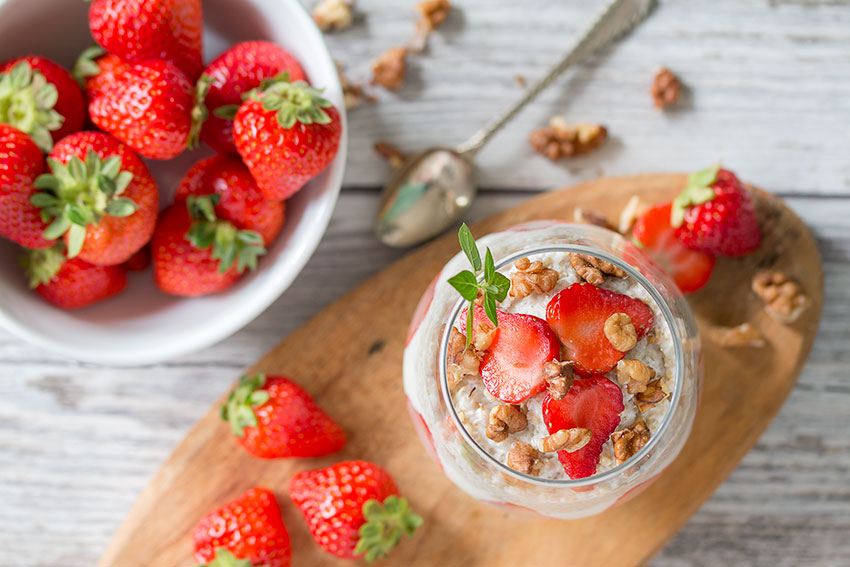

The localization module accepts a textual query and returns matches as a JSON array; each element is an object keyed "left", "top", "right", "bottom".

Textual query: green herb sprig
[{"left": 447, "top": 224, "right": 511, "bottom": 349}]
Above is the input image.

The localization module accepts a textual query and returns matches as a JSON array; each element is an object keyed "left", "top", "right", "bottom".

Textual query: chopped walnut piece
[
  {"left": 570, "top": 253, "right": 627, "bottom": 286},
  {"left": 472, "top": 321, "right": 497, "bottom": 352},
  {"left": 371, "top": 47, "right": 408, "bottom": 91},
  {"left": 573, "top": 208, "right": 615, "bottom": 231},
  {"left": 447, "top": 327, "right": 480, "bottom": 392},
  {"left": 612, "top": 418, "right": 650, "bottom": 465},
  {"left": 604, "top": 313, "right": 638, "bottom": 352},
  {"left": 752, "top": 271, "right": 810, "bottom": 323},
  {"left": 619, "top": 195, "right": 650, "bottom": 234},
  {"left": 542, "top": 360, "right": 574, "bottom": 400},
  {"left": 374, "top": 141, "right": 407, "bottom": 169},
  {"left": 650, "top": 67, "right": 682, "bottom": 109},
  {"left": 313, "top": 0, "right": 354, "bottom": 32},
  {"left": 539, "top": 428, "right": 592, "bottom": 453},
  {"left": 486, "top": 404, "right": 527, "bottom": 442},
  {"left": 509, "top": 257, "right": 559, "bottom": 299},
  {"left": 635, "top": 379, "right": 667, "bottom": 412},
  {"left": 708, "top": 323, "right": 766, "bottom": 348},
  {"left": 616, "top": 359, "right": 656, "bottom": 394},
  {"left": 507, "top": 442, "right": 541, "bottom": 475},
  {"left": 529, "top": 117, "right": 607, "bottom": 161},
  {"left": 417, "top": 0, "right": 451, "bottom": 28}
]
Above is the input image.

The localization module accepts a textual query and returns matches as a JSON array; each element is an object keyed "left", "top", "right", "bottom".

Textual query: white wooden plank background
[{"left": 1, "top": 0, "right": 850, "bottom": 565}]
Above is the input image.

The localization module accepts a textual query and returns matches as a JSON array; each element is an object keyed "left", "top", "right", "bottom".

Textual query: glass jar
[{"left": 403, "top": 221, "right": 701, "bottom": 519}]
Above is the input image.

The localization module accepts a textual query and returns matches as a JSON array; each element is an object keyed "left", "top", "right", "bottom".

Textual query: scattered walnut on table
[
  {"left": 539, "top": 427, "right": 592, "bottom": 453},
  {"left": 612, "top": 417, "right": 651, "bottom": 465},
  {"left": 604, "top": 313, "right": 638, "bottom": 352},
  {"left": 708, "top": 322, "right": 767, "bottom": 348},
  {"left": 509, "top": 257, "right": 559, "bottom": 299},
  {"left": 616, "top": 359, "right": 656, "bottom": 395},
  {"left": 313, "top": 0, "right": 354, "bottom": 32},
  {"left": 446, "top": 327, "right": 481, "bottom": 392},
  {"left": 635, "top": 379, "right": 667, "bottom": 412},
  {"left": 650, "top": 67, "right": 682, "bottom": 109},
  {"left": 335, "top": 63, "right": 368, "bottom": 110},
  {"left": 371, "top": 47, "right": 408, "bottom": 91},
  {"left": 571, "top": 253, "right": 627, "bottom": 286},
  {"left": 409, "top": 0, "right": 452, "bottom": 53},
  {"left": 573, "top": 208, "right": 615, "bottom": 231},
  {"left": 529, "top": 117, "right": 607, "bottom": 161},
  {"left": 752, "top": 271, "right": 810, "bottom": 323},
  {"left": 618, "top": 195, "right": 650, "bottom": 234},
  {"left": 542, "top": 360, "right": 574, "bottom": 400},
  {"left": 514, "top": 74, "right": 526, "bottom": 87},
  {"left": 373, "top": 141, "right": 407, "bottom": 169},
  {"left": 486, "top": 404, "right": 528, "bottom": 442},
  {"left": 507, "top": 442, "right": 541, "bottom": 476}
]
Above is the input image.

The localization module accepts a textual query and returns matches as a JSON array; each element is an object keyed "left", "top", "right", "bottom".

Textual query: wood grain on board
[{"left": 100, "top": 174, "right": 823, "bottom": 567}]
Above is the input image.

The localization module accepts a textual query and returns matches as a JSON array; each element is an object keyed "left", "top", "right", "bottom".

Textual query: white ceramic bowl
[{"left": 0, "top": 0, "right": 347, "bottom": 365}]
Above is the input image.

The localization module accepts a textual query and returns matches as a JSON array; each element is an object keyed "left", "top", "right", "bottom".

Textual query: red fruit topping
[
  {"left": 546, "top": 283, "right": 654, "bottom": 376},
  {"left": 542, "top": 376, "right": 625, "bottom": 479},
  {"left": 633, "top": 202, "right": 716, "bottom": 294}
]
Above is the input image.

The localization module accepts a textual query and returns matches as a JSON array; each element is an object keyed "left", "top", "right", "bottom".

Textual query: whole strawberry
[
  {"left": 32, "top": 131, "right": 159, "bottom": 266},
  {"left": 0, "top": 55, "right": 85, "bottom": 151},
  {"left": 89, "top": 60, "right": 194, "bottom": 160},
  {"left": 221, "top": 373, "right": 345, "bottom": 459},
  {"left": 152, "top": 195, "right": 267, "bottom": 297},
  {"left": 290, "top": 460, "right": 422, "bottom": 561},
  {"left": 671, "top": 165, "right": 761, "bottom": 257},
  {"left": 21, "top": 244, "right": 127, "bottom": 309},
  {"left": 190, "top": 41, "right": 307, "bottom": 154},
  {"left": 0, "top": 124, "right": 53, "bottom": 249},
  {"left": 234, "top": 76, "right": 342, "bottom": 201},
  {"left": 193, "top": 487, "right": 292, "bottom": 567},
  {"left": 72, "top": 46, "right": 130, "bottom": 101},
  {"left": 176, "top": 156, "right": 285, "bottom": 246},
  {"left": 88, "top": 0, "right": 203, "bottom": 81}
]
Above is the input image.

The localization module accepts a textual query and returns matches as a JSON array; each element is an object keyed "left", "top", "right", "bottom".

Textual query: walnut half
[
  {"left": 529, "top": 117, "right": 607, "bottom": 161},
  {"left": 616, "top": 359, "right": 656, "bottom": 394},
  {"left": 313, "top": 0, "right": 354, "bottom": 32},
  {"left": 612, "top": 418, "right": 651, "bottom": 465},
  {"left": 570, "top": 253, "right": 627, "bottom": 285},
  {"left": 507, "top": 442, "right": 541, "bottom": 476},
  {"left": 542, "top": 360, "right": 574, "bottom": 400},
  {"left": 650, "top": 67, "right": 682, "bottom": 109},
  {"left": 486, "top": 404, "right": 527, "bottom": 442},
  {"left": 509, "top": 257, "right": 559, "bottom": 299},
  {"left": 752, "top": 271, "right": 809, "bottom": 323},
  {"left": 371, "top": 47, "right": 408, "bottom": 91},
  {"left": 539, "top": 428, "right": 592, "bottom": 453},
  {"left": 604, "top": 313, "right": 638, "bottom": 352},
  {"left": 635, "top": 379, "right": 667, "bottom": 412}
]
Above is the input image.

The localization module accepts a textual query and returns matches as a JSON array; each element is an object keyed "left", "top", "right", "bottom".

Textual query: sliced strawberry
[
  {"left": 546, "top": 283, "right": 654, "bottom": 376},
  {"left": 542, "top": 376, "right": 624, "bottom": 479},
  {"left": 632, "top": 202, "right": 715, "bottom": 294},
  {"left": 461, "top": 306, "right": 560, "bottom": 403}
]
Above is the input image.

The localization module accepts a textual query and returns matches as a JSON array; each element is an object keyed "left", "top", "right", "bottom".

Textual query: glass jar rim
[{"left": 438, "top": 242, "right": 687, "bottom": 488}]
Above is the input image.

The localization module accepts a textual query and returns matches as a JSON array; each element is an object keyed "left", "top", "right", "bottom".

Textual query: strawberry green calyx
[
  {"left": 185, "top": 195, "right": 267, "bottom": 274},
  {"left": 72, "top": 45, "right": 107, "bottom": 86},
  {"left": 196, "top": 548, "right": 258, "bottom": 567},
  {"left": 31, "top": 151, "right": 137, "bottom": 258},
  {"left": 18, "top": 244, "right": 66, "bottom": 288},
  {"left": 670, "top": 164, "right": 721, "bottom": 228},
  {"left": 0, "top": 62, "right": 63, "bottom": 152},
  {"left": 354, "top": 495, "right": 423, "bottom": 562},
  {"left": 249, "top": 72, "right": 332, "bottom": 129},
  {"left": 220, "top": 373, "right": 271, "bottom": 437},
  {"left": 187, "top": 74, "right": 213, "bottom": 149}
]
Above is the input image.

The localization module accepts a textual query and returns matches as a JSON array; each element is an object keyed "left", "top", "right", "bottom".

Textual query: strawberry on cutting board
[
  {"left": 221, "top": 373, "right": 345, "bottom": 459},
  {"left": 542, "top": 376, "right": 625, "bottom": 479},
  {"left": 546, "top": 283, "right": 655, "bottom": 376},
  {"left": 0, "top": 124, "right": 53, "bottom": 249},
  {"left": 290, "top": 460, "right": 423, "bottom": 561},
  {"left": 193, "top": 487, "right": 292, "bottom": 567},
  {"left": 632, "top": 202, "right": 716, "bottom": 294},
  {"left": 72, "top": 46, "right": 130, "bottom": 101},
  {"left": 671, "top": 165, "right": 761, "bottom": 257}
]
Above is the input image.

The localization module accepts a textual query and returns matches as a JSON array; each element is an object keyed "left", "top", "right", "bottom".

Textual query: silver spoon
[{"left": 374, "top": 0, "right": 656, "bottom": 248}]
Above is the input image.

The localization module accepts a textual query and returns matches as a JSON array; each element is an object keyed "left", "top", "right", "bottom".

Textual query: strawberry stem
[
  {"left": 195, "top": 548, "right": 255, "bottom": 567},
  {"left": 353, "top": 495, "right": 423, "bottom": 562},
  {"left": 18, "top": 243, "right": 66, "bottom": 288},
  {"left": 184, "top": 195, "right": 267, "bottom": 274},
  {"left": 220, "top": 373, "right": 271, "bottom": 437},
  {"left": 0, "top": 61, "right": 63, "bottom": 151},
  {"left": 248, "top": 72, "right": 333, "bottom": 129},
  {"left": 187, "top": 74, "right": 213, "bottom": 149},
  {"left": 72, "top": 45, "right": 107, "bottom": 86}
]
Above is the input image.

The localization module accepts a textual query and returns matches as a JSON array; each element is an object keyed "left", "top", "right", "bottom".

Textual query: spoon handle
[{"left": 455, "top": 0, "right": 655, "bottom": 157}]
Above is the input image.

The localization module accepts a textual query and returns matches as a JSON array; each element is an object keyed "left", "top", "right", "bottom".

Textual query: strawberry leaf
[
  {"left": 354, "top": 495, "right": 422, "bottom": 562},
  {"left": 220, "top": 373, "right": 269, "bottom": 437},
  {"left": 671, "top": 164, "right": 720, "bottom": 227},
  {"left": 195, "top": 547, "right": 255, "bottom": 567}
]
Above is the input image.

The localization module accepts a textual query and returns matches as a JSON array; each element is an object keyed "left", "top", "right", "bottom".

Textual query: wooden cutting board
[{"left": 100, "top": 174, "right": 823, "bottom": 567}]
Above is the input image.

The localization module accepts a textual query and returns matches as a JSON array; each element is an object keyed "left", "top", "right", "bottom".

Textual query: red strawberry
[
  {"left": 176, "top": 156, "right": 285, "bottom": 246},
  {"left": 72, "top": 46, "right": 130, "bottom": 101},
  {"left": 0, "top": 124, "right": 53, "bottom": 249},
  {"left": 153, "top": 195, "right": 267, "bottom": 297},
  {"left": 122, "top": 244, "right": 151, "bottom": 272},
  {"left": 221, "top": 373, "right": 345, "bottom": 459},
  {"left": 0, "top": 56, "right": 85, "bottom": 151},
  {"left": 88, "top": 0, "right": 203, "bottom": 81},
  {"left": 190, "top": 41, "right": 307, "bottom": 155},
  {"left": 542, "top": 376, "right": 625, "bottom": 479},
  {"left": 89, "top": 60, "right": 194, "bottom": 160},
  {"left": 193, "top": 487, "right": 291, "bottom": 567},
  {"left": 462, "top": 306, "right": 560, "bottom": 403},
  {"left": 21, "top": 245, "right": 126, "bottom": 310},
  {"left": 290, "top": 460, "right": 422, "bottom": 561},
  {"left": 233, "top": 76, "right": 342, "bottom": 201},
  {"left": 632, "top": 202, "right": 716, "bottom": 294},
  {"left": 546, "top": 283, "right": 655, "bottom": 376},
  {"left": 32, "top": 131, "right": 158, "bottom": 266},
  {"left": 671, "top": 165, "right": 761, "bottom": 257}
]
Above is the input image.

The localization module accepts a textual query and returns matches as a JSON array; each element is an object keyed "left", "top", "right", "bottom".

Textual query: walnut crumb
[
  {"left": 486, "top": 404, "right": 527, "bottom": 442},
  {"left": 604, "top": 313, "right": 638, "bottom": 352},
  {"left": 447, "top": 327, "right": 480, "bottom": 392},
  {"left": 635, "top": 379, "right": 667, "bottom": 412},
  {"left": 573, "top": 208, "right": 615, "bottom": 231},
  {"left": 752, "top": 271, "right": 809, "bottom": 323},
  {"left": 529, "top": 117, "right": 607, "bottom": 161},
  {"left": 650, "top": 67, "right": 682, "bottom": 109},
  {"left": 417, "top": 0, "right": 451, "bottom": 28},
  {"left": 371, "top": 47, "right": 408, "bottom": 91},
  {"left": 612, "top": 418, "right": 651, "bottom": 465},
  {"left": 708, "top": 323, "right": 766, "bottom": 348},
  {"left": 542, "top": 360, "right": 574, "bottom": 400},
  {"left": 507, "top": 441, "right": 541, "bottom": 475},
  {"left": 619, "top": 195, "right": 650, "bottom": 234},
  {"left": 374, "top": 141, "right": 407, "bottom": 169},
  {"left": 514, "top": 74, "right": 526, "bottom": 87},
  {"left": 539, "top": 428, "right": 592, "bottom": 453},
  {"left": 313, "top": 0, "right": 354, "bottom": 31},
  {"left": 616, "top": 359, "right": 656, "bottom": 394},
  {"left": 570, "top": 253, "right": 627, "bottom": 286},
  {"left": 509, "top": 257, "right": 559, "bottom": 299}
]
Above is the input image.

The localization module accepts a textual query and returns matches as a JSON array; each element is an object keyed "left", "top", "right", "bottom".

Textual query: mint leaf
[
  {"left": 447, "top": 270, "right": 478, "bottom": 301},
  {"left": 484, "top": 293, "right": 498, "bottom": 327},
  {"left": 458, "top": 224, "right": 481, "bottom": 272},
  {"left": 492, "top": 272, "right": 511, "bottom": 302},
  {"left": 484, "top": 248, "right": 495, "bottom": 282}
]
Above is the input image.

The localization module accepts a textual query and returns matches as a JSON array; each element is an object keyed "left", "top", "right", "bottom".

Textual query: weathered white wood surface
[{"left": 1, "top": 0, "right": 849, "bottom": 565}]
